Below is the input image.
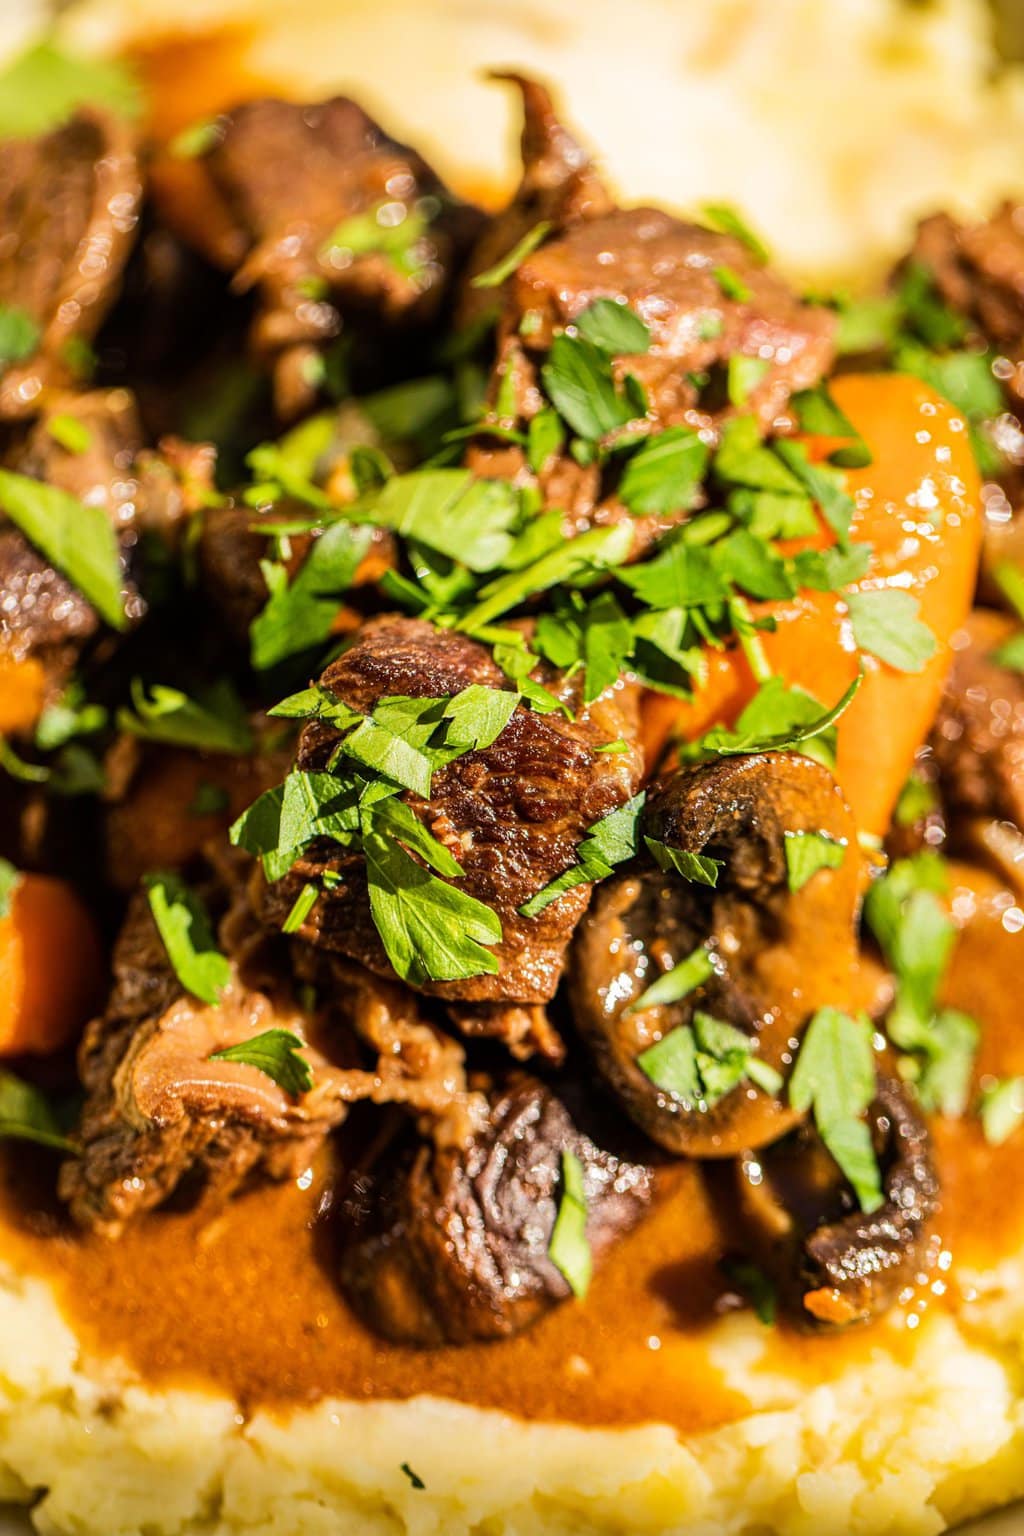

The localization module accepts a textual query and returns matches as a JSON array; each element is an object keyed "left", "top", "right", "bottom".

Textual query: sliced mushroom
[
  {"left": 736, "top": 1076, "right": 938, "bottom": 1328},
  {"left": 339, "top": 1074, "right": 652, "bottom": 1345},
  {"left": 569, "top": 752, "right": 860, "bottom": 1156}
]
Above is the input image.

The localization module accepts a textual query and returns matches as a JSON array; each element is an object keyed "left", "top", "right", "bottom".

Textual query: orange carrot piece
[
  {"left": 0, "top": 873, "right": 104, "bottom": 1055},
  {"left": 641, "top": 373, "right": 982, "bottom": 837}
]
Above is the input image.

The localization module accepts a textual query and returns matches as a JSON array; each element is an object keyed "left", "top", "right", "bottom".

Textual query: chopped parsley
[
  {"left": 0, "top": 468, "right": 126, "bottom": 630},
  {"left": 721, "top": 1258, "right": 776, "bottom": 1324},
  {"left": 784, "top": 830, "right": 846, "bottom": 892},
  {"left": 979, "top": 1077, "right": 1024, "bottom": 1146},
  {"left": 618, "top": 427, "right": 709, "bottom": 516},
  {"left": 574, "top": 298, "right": 652, "bottom": 356},
  {"left": 471, "top": 221, "right": 552, "bottom": 288},
  {"left": 519, "top": 794, "right": 645, "bottom": 918},
  {"left": 847, "top": 589, "right": 937, "bottom": 673},
  {"left": 627, "top": 944, "right": 716, "bottom": 1014},
  {"left": 788, "top": 1007, "right": 883, "bottom": 1212},
  {"left": 638, "top": 1010, "right": 782, "bottom": 1108},
  {"left": 713, "top": 265, "right": 752, "bottom": 303},
  {"left": 548, "top": 1149, "right": 591, "bottom": 1298},
  {"left": 0, "top": 1071, "right": 75, "bottom": 1153},
  {"left": 320, "top": 198, "right": 434, "bottom": 279},
  {"left": 45, "top": 413, "right": 92, "bottom": 455},
  {"left": 251, "top": 522, "right": 373, "bottom": 671},
  {"left": 0, "top": 858, "right": 21, "bottom": 920},
  {"left": 144, "top": 872, "right": 231, "bottom": 1008},
  {"left": 118, "top": 679, "right": 254, "bottom": 756},
  {"left": 400, "top": 1463, "right": 426, "bottom": 1491},
  {"left": 644, "top": 838, "right": 722, "bottom": 888},
  {"left": 0, "top": 306, "right": 39, "bottom": 372},
  {"left": 0, "top": 41, "right": 142, "bottom": 138},
  {"left": 700, "top": 203, "right": 770, "bottom": 263},
  {"left": 210, "top": 1029, "right": 313, "bottom": 1096}
]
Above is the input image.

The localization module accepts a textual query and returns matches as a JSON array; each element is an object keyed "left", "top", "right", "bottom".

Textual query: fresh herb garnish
[
  {"left": 721, "top": 1258, "right": 776, "bottom": 1324},
  {"left": 0, "top": 1071, "right": 75, "bottom": 1152},
  {"left": 0, "top": 306, "right": 39, "bottom": 372},
  {"left": 574, "top": 298, "right": 651, "bottom": 356},
  {"left": 118, "top": 679, "right": 254, "bottom": 756},
  {"left": 784, "top": 830, "right": 846, "bottom": 892},
  {"left": 847, "top": 588, "right": 937, "bottom": 673},
  {"left": 0, "top": 468, "right": 126, "bottom": 630},
  {"left": 638, "top": 1011, "right": 782, "bottom": 1107},
  {"left": 471, "top": 221, "right": 552, "bottom": 288},
  {"left": 0, "top": 858, "right": 21, "bottom": 920},
  {"left": 627, "top": 944, "right": 716, "bottom": 1013},
  {"left": 788, "top": 1007, "right": 883, "bottom": 1212},
  {"left": 45, "top": 413, "right": 92, "bottom": 455},
  {"left": 713, "top": 265, "right": 752, "bottom": 303},
  {"left": 250, "top": 522, "right": 373, "bottom": 671},
  {"left": 144, "top": 872, "right": 231, "bottom": 1008},
  {"left": 689, "top": 673, "right": 861, "bottom": 761},
  {"left": 0, "top": 42, "right": 142, "bottom": 137},
  {"left": 400, "top": 1464, "right": 426, "bottom": 1491},
  {"left": 210, "top": 1029, "right": 313, "bottom": 1097},
  {"left": 644, "top": 838, "right": 722, "bottom": 888},
  {"left": 541, "top": 335, "right": 642, "bottom": 441},
  {"left": 979, "top": 1077, "right": 1024, "bottom": 1146},
  {"left": 519, "top": 794, "right": 646, "bottom": 918},
  {"left": 548, "top": 1149, "right": 591, "bottom": 1298},
  {"left": 618, "top": 426, "right": 709, "bottom": 516},
  {"left": 320, "top": 199, "right": 433, "bottom": 279},
  {"left": 700, "top": 204, "right": 769, "bottom": 262}
]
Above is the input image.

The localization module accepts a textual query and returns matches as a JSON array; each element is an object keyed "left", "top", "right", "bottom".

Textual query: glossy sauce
[{"left": 0, "top": 901, "right": 1020, "bottom": 1432}]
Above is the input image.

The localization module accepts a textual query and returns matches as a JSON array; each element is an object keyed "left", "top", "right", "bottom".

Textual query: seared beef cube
[
  {"left": 339, "top": 1074, "right": 652, "bottom": 1344},
  {"left": 456, "top": 74, "right": 612, "bottom": 332},
  {"left": 910, "top": 207, "right": 1024, "bottom": 397},
  {"left": 256, "top": 615, "right": 644, "bottom": 1015},
  {"left": 172, "top": 97, "right": 483, "bottom": 419},
  {"left": 0, "top": 111, "right": 141, "bottom": 419},
  {"left": 570, "top": 753, "right": 860, "bottom": 1157},
  {"left": 736, "top": 1077, "right": 938, "bottom": 1329},
  {"left": 60, "top": 885, "right": 349, "bottom": 1237},
  {"left": 930, "top": 607, "right": 1024, "bottom": 841},
  {"left": 468, "top": 207, "right": 834, "bottom": 556}
]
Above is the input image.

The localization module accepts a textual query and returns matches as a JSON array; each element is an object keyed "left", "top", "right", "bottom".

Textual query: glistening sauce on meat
[{"left": 0, "top": 907, "right": 1018, "bottom": 1432}]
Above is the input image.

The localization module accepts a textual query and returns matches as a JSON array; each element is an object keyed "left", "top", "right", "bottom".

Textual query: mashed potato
[
  {"left": 1, "top": 3, "right": 1024, "bottom": 1533},
  {"left": 55, "top": 0, "right": 1024, "bottom": 283},
  {"left": 0, "top": 1250, "right": 1022, "bottom": 1536}
]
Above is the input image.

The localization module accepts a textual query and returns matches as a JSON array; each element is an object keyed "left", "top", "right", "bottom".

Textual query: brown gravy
[{"left": 0, "top": 905, "right": 1021, "bottom": 1433}]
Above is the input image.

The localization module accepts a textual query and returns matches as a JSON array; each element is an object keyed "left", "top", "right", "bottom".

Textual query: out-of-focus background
[{"left": 3, "top": 0, "right": 1024, "bottom": 285}]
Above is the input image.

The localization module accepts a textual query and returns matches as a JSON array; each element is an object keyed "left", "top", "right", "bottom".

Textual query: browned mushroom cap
[
  {"left": 338, "top": 1074, "right": 652, "bottom": 1345},
  {"left": 568, "top": 752, "right": 860, "bottom": 1157},
  {"left": 736, "top": 1076, "right": 938, "bottom": 1328}
]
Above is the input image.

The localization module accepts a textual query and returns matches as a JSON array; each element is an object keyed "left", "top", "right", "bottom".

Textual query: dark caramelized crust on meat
[
  {"left": 173, "top": 97, "right": 483, "bottom": 418},
  {"left": 0, "top": 111, "right": 141, "bottom": 419},
  {"left": 339, "top": 1074, "right": 652, "bottom": 1344},
  {"left": 258, "top": 615, "right": 645, "bottom": 1005}
]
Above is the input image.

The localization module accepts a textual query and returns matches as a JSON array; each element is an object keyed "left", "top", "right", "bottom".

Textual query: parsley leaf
[
  {"left": 627, "top": 943, "right": 716, "bottom": 1013},
  {"left": 250, "top": 522, "right": 373, "bottom": 671},
  {"left": 0, "top": 1070, "right": 74, "bottom": 1152},
  {"left": 548, "top": 1149, "right": 591, "bottom": 1298},
  {"left": 0, "top": 468, "right": 126, "bottom": 630},
  {"left": 144, "top": 872, "right": 231, "bottom": 1008},
  {"left": 362, "top": 828, "right": 501, "bottom": 984},
  {"left": 847, "top": 588, "right": 936, "bottom": 673},
  {"left": 638, "top": 1010, "right": 781, "bottom": 1108},
  {"left": 0, "top": 42, "right": 142, "bottom": 138},
  {"left": 519, "top": 793, "right": 646, "bottom": 917},
  {"left": 979, "top": 1077, "right": 1024, "bottom": 1146},
  {"left": 541, "top": 334, "right": 638, "bottom": 440},
  {"left": 721, "top": 1258, "right": 776, "bottom": 1324},
  {"left": 210, "top": 1029, "right": 313, "bottom": 1096},
  {"left": 400, "top": 1464, "right": 426, "bottom": 1491},
  {"left": 471, "top": 221, "right": 553, "bottom": 288},
  {"left": 788, "top": 1007, "right": 883, "bottom": 1212},
  {"left": 118, "top": 678, "right": 254, "bottom": 755},
  {"left": 348, "top": 468, "right": 520, "bottom": 573},
  {"left": 713, "top": 265, "right": 751, "bottom": 302},
  {"left": 784, "top": 830, "right": 846, "bottom": 892},
  {"left": 645, "top": 838, "right": 722, "bottom": 888},
  {"left": 0, "top": 306, "right": 39, "bottom": 372},
  {"left": 693, "top": 673, "right": 861, "bottom": 759},
  {"left": 700, "top": 204, "right": 769, "bottom": 262},
  {"left": 618, "top": 427, "right": 709, "bottom": 516},
  {"left": 460, "top": 521, "right": 634, "bottom": 632},
  {"left": 575, "top": 298, "right": 651, "bottom": 355},
  {"left": 727, "top": 355, "right": 769, "bottom": 407},
  {"left": 46, "top": 413, "right": 92, "bottom": 455},
  {"left": 320, "top": 199, "right": 431, "bottom": 279},
  {"left": 0, "top": 858, "right": 21, "bottom": 920}
]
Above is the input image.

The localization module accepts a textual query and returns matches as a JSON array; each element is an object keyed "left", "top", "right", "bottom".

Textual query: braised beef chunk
[
  {"left": 570, "top": 753, "right": 860, "bottom": 1157},
  {"left": 468, "top": 207, "right": 834, "bottom": 554},
  {"left": 737, "top": 1077, "right": 938, "bottom": 1329},
  {"left": 258, "top": 615, "right": 644, "bottom": 1011},
  {"left": 0, "top": 390, "right": 198, "bottom": 709},
  {"left": 0, "top": 111, "right": 141, "bottom": 419},
  {"left": 175, "top": 97, "right": 483, "bottom": 419},
  {"left": 910, "top": 207, "right": 1024, "bottom": 394},
  {"left": 60, "top": 882, "right": 349, "bottom": 1237},
  {"left": 339, "top": 1074, "right": 652, "bottom": 1344},
  {"left": 930, "top": 608, "right": 1024, "bottom": 833},
  {"left": 456, "top": 74, "right": 612, "bottom": 331}
]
